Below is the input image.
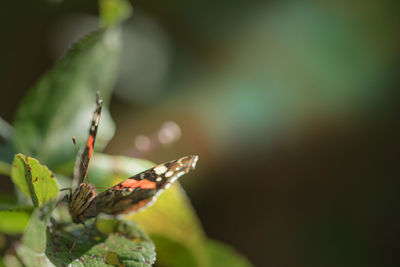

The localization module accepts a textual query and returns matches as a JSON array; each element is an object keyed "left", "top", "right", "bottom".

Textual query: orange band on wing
[
  {"left": 87, "top": 135, "right": 94, "bottom": 159},
  {"left": 120, "top": 179, "right": 157, "bottom": 189}
]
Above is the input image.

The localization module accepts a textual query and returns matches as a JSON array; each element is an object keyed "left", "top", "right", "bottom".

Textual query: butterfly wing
[
  {"left": 92, "top": 155, "right": 199, "bottom": 215},
  {"left": 72, "top": 93, "right": 103, "bottom": 187}
]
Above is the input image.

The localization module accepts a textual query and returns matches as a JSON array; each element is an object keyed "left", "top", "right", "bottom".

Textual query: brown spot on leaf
[{"left": 33, "top": 177, "right": 38, "bottom": 183}]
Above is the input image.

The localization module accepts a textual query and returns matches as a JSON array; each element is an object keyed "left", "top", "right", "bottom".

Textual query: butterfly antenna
[
  {"left": 72, "top": 136, "right": 90, "bottom": 183},
  {"left": 96, "top": 91, "right": 101, "bottom": 104}
]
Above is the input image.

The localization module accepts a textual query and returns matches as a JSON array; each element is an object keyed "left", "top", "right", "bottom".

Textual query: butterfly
[{"left": 65, "top": 93, "right": 198, "bottom": 249}]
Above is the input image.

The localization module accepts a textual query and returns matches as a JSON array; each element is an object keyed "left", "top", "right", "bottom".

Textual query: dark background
[{"left": 1, "top": 1, "right": 399, "bottom": 266}]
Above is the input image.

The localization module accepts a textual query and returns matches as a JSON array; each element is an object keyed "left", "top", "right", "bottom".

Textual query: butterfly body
[{"left": 68, "top": 183, "right": 97, "bottom": 223}]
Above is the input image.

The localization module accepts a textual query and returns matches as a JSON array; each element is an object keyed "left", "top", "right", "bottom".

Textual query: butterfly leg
[
  {"left": 70, "top": 222, "right": 87, "bottom": 252},
  {"left": 60, "top": 188, "right": 73, "bottom": 192}
]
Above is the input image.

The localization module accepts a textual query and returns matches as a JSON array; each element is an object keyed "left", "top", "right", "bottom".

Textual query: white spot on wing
[
  {"left": 94, "top": 113, "right": 100, "bottom": 125},
  {"left": 156, "top": 177, "right": 162, "bottom": 182},
  {"left": 192, "top": 155, "right": 199, "bottom": 168},
  {"left": 176, "top": 171, "right": 185, "bottom": 178},
  {"left": 165, "top": 171, "right": 173, "bottom": 177},
  {"left": 154, "top": 164, "right": 168, "bottom": 175}
]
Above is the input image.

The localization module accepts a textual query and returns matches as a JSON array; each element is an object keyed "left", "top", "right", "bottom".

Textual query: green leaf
[
  {"left": 12, "top": 24, "right": 123, "bottom": 169},
  {"left": 87, "top": 153, "right": 209, "bottom": 266},
  {"left": 100, "top": 0, "right": 132, "bottom": 27},
  {"left": 2, "top": 254, "right": 23, "bottom": 267},
  {"left": 11, "top": 154, "right": 59, "bottom": 207},
  {"left": 206, "top": 239, "right": 253, "bottom": 267},
  {"left": 47, "top": 218, "right": 155, "bottom": 266},
  {"left": 149, "top": 234, "right": 198, "bottom": 267},
  {"left": 0, "top": 208, "right": 32, "bottom": 235},
  {"left": 16, "top": 205, "right": 54, "bottom": 267}
]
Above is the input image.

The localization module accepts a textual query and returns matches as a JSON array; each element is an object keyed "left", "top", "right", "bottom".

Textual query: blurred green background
[{"left": 1, "top": 0, "right": 399, "bottom": 266}]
